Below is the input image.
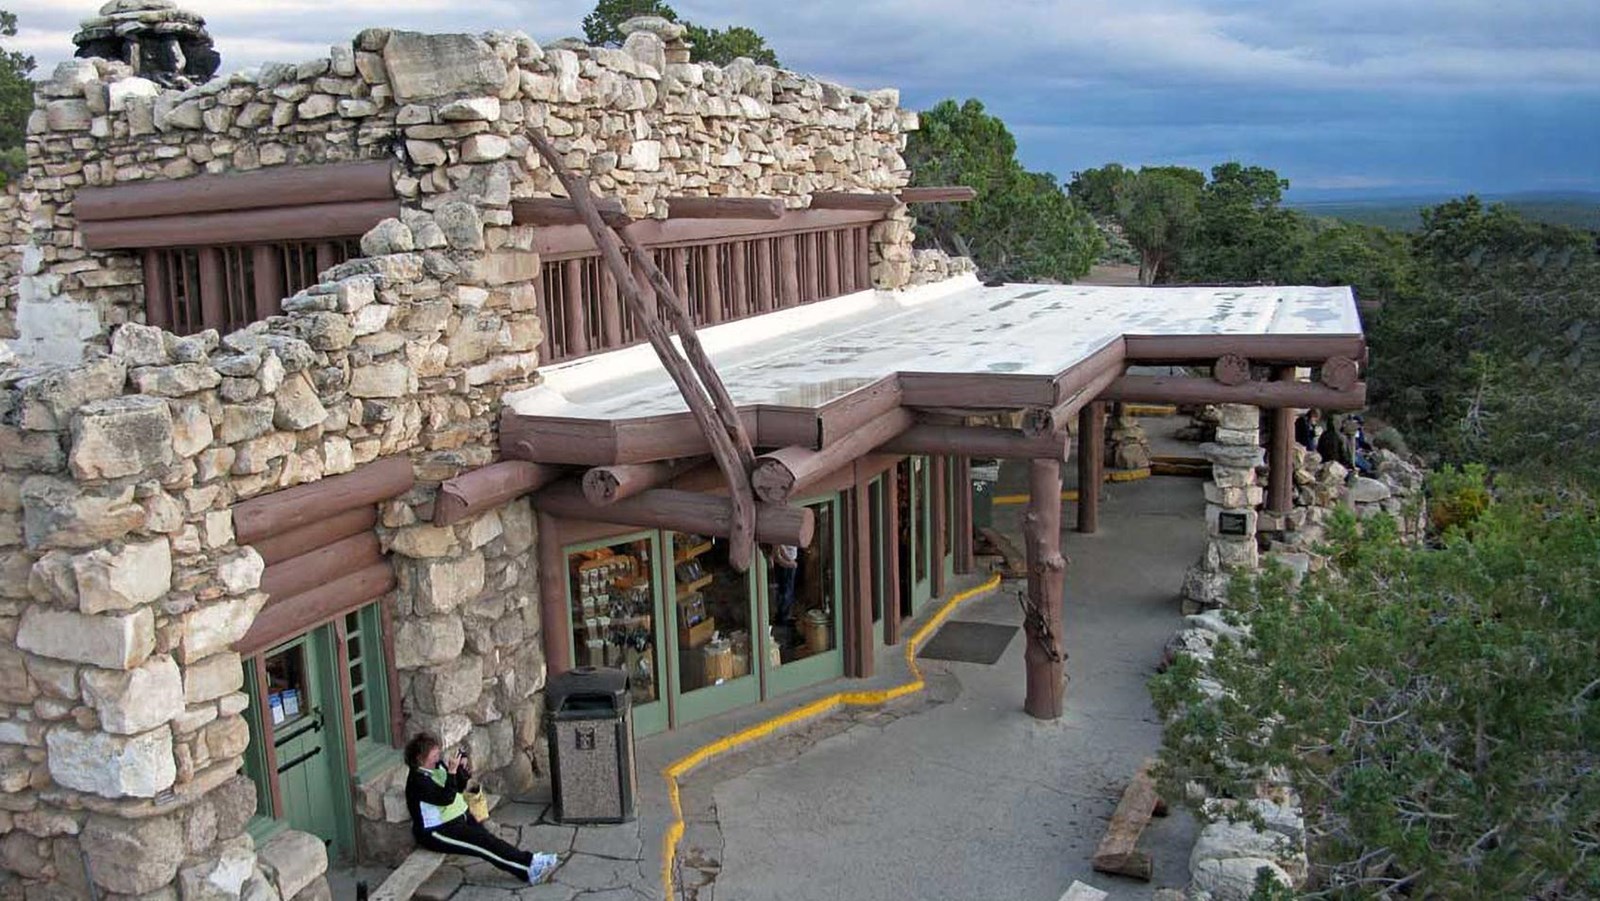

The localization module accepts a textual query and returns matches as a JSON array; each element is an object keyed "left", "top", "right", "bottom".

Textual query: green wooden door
[
  {"left": 262, "top": 631, "right": 350, "bottom": 851},
  {"left": 901, "top": 457, "right": 933, "bottom": 614}
]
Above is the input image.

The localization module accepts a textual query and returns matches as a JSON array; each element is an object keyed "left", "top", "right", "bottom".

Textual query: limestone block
[
  {"left": 1198, "top": 443, "right": 1264, "bottom": 470},
  {"left": 1215, "top": 538, "right": 1260, "bottom": 572},
  {"left": 71, "top": 538, "right": 172, "bottom": 614},
  {"left": 0, "top": 644, "right": 36, "bottom": 704},
  {"left": 413, "top": 655, "right": 483, "bottom": 714},
  {"left": 1211, "top": 466, "right": 1257, "bottom": 489},
  {"left": 392, "top": 615, "right": 464, "bottom": 669},
  {"left": 24, "top": 654, "right": 78, "bottom": 700},
  {"left": 1190, "top": 857, "right": 1291, "bottom": 900},
  {"left": 46, "top": 99, "right": 93, "bottom": 131},
  {"left": 1203, "top": 483, "right": 1265, "bottom": 509},
  {"left": 296, "top": 312, "right": 354, "bottom": 352},
  {"left": 405, "top": 138, "right": 446, "bottom": 167},
  {"left": 17, "top": 606, "right": 154, "bottom": 670},
  {"left": 1347, "top": 476, "right": 1391, "bottom": 503},
  {"left": 1216, "top": 404, "right": 1260, "bottom": 431},
  {"left": 438, "top": 96, "right": 500, "bottom": 121},
  {"left": 407, "top": 553, "right": 484, "bottom": 614},
  {"left": 389, "top": 524, "right": 458, "bottom": 558},
  {"left": 184, "top": 651, "right": 243, "bottom": 704},
  {"left": 179, "top": 593, "right": 268, "bottom": 664},
  {"left": 170, "top": 399, "right": 216, "bottom": 458},
  {"left": 131, "top": 363, "right": 223, "bottom": 397},
  {"left": 220, "top": 399, "right": 276, "bottom": 444},
  {"left": 177, "top": 833, "right": 256, "bottom": 900},
  {"left": 272, "top": 373, "right": 327, "bottom": 432},
  {"left": 80, "top": 812, "right": 185, "bottom": 895},
  {"left": 1213, "top": 426, "right": 1258, "bottom": 447},
  {"left": 500, "top": 498, "right": 534, "bottom": 555},
  {"left": 349, "top": 362, "right": 412, "bottom": 398},
  {"left": 18, "top": 357, "right": 128, "bottom": 432},
  {"left": 382, "top": 32, "right": 507, "bottom": 102},
  {"left": 46, "top": 725, "right": 175, "bottom": 798},
  {"left": 211, "top": 773, "right": 258, "bottom": 840},
  {"left": 433, "top": 201, "right": 484, "bottom": 251},
  {"left": 0, "top": 426, "right": 65, "bottom": 473},
  {"left": 205, "top": 714, "right": 250, "bottom": 759},
  {"left": 67, "top": 396, "right": 174, "bottom": 480},
  {"left": 257, "top": 829, "right": 328, "bottom": 901},
  {"left": 111, "top": 323, "right": 170, "bottom": 367},
  {"left": 460, "top": 133, "right": 509, "bottom": 162},
  {"left": 82, "top": 654, "right": 184, "bottom": 734},
  {"left": 218, "top": 548, "right": 265, "bottom": 595}
]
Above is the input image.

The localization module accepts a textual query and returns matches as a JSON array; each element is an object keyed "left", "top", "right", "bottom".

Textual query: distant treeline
[{"left": 1291, "top": 194, "right": 1600, "bottom": 232}]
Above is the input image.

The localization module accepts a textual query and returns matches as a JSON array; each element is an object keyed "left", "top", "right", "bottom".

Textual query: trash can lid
[{"left": 546, "top": 666, "right": 630, "bottom": 713}]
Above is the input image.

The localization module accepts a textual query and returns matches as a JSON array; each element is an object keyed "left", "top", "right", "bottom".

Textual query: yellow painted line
[
  {"left": 993, "top": 489, "right": 1080, "bottom": 506},
  {"left": 1124, "top": 404, "right": 1177, "bottom": 416},
  {"left": 659, "top": 572, "right": 1003, "bottom": 897},
  {"left": 1105, "top": 467, "right": 1152, "bottom": 482}
]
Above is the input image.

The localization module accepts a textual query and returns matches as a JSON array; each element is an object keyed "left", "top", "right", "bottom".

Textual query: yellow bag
[{"left": 463, "top": 782, "right": 490, "bottom": 823}]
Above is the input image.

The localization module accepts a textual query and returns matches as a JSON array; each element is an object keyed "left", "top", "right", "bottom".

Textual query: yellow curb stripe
[
  {"left": 659, "top": 572, "right": 1003, "bottom": 897},
  {"left": 1124, "top": 403, "right": 1177, "bottom": 416},
  {"left": 1105, "top": 467, "right": 1152, "bottom": 482}
]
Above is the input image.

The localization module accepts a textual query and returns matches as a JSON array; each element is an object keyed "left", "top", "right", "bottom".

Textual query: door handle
[
  {"left": 273, "top": 706, "right": 325, "bottom": 746},
  {"left": 277, "top": 745, "right": 322, "bottom": 773}
]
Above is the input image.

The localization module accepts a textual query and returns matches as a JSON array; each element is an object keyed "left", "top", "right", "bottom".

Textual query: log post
[
  {"left": 1076, "top": 402, "right": 1105, "bottom": 533},
  {"left": 537, "top": 512, "right": 573, "bottom": 678},
  {"left": 1268, "top": 367, "right": 1296, "bottom": 514},
  {"left": 1023, "top": 457, "right": 1067, "bottom": 719}
]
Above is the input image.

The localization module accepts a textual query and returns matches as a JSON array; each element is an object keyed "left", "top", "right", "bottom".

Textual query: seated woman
[{"left": 404, "top": 732, "right": 559, "bottom": 884}]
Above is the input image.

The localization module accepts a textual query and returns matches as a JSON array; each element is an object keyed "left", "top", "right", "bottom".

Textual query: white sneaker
[{"left": 527, "top": 852, "right": 560, "bottom": 884}]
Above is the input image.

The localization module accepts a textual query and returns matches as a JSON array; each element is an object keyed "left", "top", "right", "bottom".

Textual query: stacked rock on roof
[{"left": 72, "top": 0, "right": 220, "bottom": 87}]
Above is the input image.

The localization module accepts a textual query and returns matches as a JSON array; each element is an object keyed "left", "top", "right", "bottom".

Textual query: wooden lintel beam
[
  {"left": 259, "top": 531, "right": 382, "bottom": 603},
  {"left": 897, "top": 186, "right": 977, "bottom": 204},
  {"left": 878, "top": 423, "right": 1070, "bottom": 461},
  {"left": 434, "top": 460, "right": 565, "bottom": 525},
  {"left": 250, "top": 506, "right": 377, "bottom": 567},
  {"left": 511, "top": 196, "right": 626, "bottom": 227},
  {"left": 581, "top": 458, "right": 704, "bottom": 506},
  {"left": 74, "top": 160, "right": 395, "bottom": 222},
  {"left": 808, "top": 191, "right": 899, "bottom": 212},
  {"left": 234, "top": 456, "right": 414, "bottom": 545},
  {"left": 663, "top": 196, "right": 785, "bottom": 220},
  {"left": 81, "top": 199, "right": 400, "bottom": 251},
  {"left": 752, "top": 408, "right": 915, "bottom": 504},
  {"left": 235, "top": 562, "right": 396, "bottom": 656},
  {"left": 1123, "top": 334, "right": 1365, "bottom": 366},
  {"left": 532, "top": 482, "right": 814, "bottom": 547},
  {"left": 1026, "top": 345, "right": 1128, "bottom": 436},
  {"left": 1100, "top": 374, "right": 1367, "bottom": 410}
]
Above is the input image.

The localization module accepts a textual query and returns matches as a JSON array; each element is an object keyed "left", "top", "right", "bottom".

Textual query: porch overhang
[{"left": 501, "top": 274, "right": 1367, "bottom": 467}]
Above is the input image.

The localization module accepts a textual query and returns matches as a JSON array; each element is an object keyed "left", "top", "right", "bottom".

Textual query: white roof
[{"left": 506, "top": 274, "right": 1361, "bottom": 420}]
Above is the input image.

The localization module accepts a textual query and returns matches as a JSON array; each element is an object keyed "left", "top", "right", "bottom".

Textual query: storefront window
[
  {"left": 770, "top": 500, "right": 838, "bottom": 665},
  {"left": 671, "top": 533, "right": 753, "bottom": 692},
  {"left": 567, "top": 537, "right": 660, "bottom": 709}
]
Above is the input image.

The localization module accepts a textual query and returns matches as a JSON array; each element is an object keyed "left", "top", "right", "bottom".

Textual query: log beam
[
  {"left": 663, "top": 197, "right": 785, "bottom": 220},
  {"left": 250, "top": 507, "right": 377, "bottom": 566},
  {"left": 434, "top": 461, "right": 565, "bottom": 525},
  {"left": 1022, "top": 457, "right": 1067, "bottom": 719},
  {"left": 808, "top": 191, "right": 899, "bottom": 212},
  {"left": 511, "top": 196, "right": 626, "bottom": 227},
  {"left": 259, "top": 531, "right": 382, "bottom": 603},
  {"left": 532, "top": 481, "right": 814, "bottom": 547},
  {"left": 234, "top": 456, "right": 413, "bottom": 545},
  {"left": 897, "top": 186, "right": 977, "bottom": 204},
  {"left": 581, "top": 458, "right": 702, "bottom": 506},
  {"left": 235, "top": 562, "right": 396, "bottom": 655},
  {"left": 74, "top": 160, "right": 395, "bottom": 221},
  {"left": 1122, "top": 334, "right": 1364, "bottom": 366},
  {"left": 878, "top": 423, "right": 1071, "bottom": 461},
  {"left": 1099, "top": 374, "right": 1366, "bottom": 410},
  {"left": 752, "top": 408, "right": 915, "bottom": 503},
  {"left": 1076, "top": 402, "right": 1105, "bottom": 533},
  {"left": 1026, "top": 346, "right": 1127, "bottom": 436},
  {"left": 1320, "top": 355, "right": 1360, "bottom": 391},
  {"left": 1213, "top": 353, "right": 1251, "bottom": 386},
  {"left": 81, "top": 199, "right": 400, "bottom": 251}
]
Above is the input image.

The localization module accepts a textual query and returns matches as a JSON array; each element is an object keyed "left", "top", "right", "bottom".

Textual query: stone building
[{"left": 0, "top": 5, "right": 1372, "bottom": 899}]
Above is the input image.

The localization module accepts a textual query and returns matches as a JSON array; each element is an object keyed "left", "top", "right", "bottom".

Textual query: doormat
[{"left": 916, "top": 620, "right": 1018, "bottom": 665}]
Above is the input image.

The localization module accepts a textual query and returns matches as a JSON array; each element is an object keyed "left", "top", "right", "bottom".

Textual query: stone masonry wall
[
  {"left": 12, "top": 23, "right": 917, "bottom": 361},
  {"left": 1, "top": 23, "right": 921, "bottom": 899}
]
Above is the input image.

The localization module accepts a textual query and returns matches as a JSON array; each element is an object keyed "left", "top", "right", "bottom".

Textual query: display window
[
  {"left": 670, "top": 532, "right": 755, "bottom": 693},
  {"left": 566, "top": 535, "right": 662, "bottom": 712}
]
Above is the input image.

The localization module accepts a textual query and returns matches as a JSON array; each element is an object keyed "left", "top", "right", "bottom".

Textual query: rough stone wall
[
  {"left": 12, "top": 27, "right": 916, "bottom": 361},
  {"left": 0, "top": 24, "right": 921, "bottom": 897},
  {"left": 0, "top": 188, "right": 22, "bottom": 344}
]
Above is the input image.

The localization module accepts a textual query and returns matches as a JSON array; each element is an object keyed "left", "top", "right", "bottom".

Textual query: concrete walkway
[{"left": 332, "top": 459, "right": 1204, "bottom": 901}]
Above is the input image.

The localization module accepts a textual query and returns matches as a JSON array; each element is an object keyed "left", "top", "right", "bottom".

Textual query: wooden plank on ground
[
  {"left": 370, "top": 850, "right": 445, "bottom": 901},
  {"left": 1091, "top": 758, "right": 1163, "bottom": 881}
]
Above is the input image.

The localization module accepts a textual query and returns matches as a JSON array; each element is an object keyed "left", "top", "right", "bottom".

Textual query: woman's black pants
[{"left": 417, "top": 816, "right": 532, "bottom": 879}]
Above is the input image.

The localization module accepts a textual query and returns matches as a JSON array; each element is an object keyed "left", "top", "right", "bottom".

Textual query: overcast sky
[{"left": 8, "top": 0, "right": 1599, "bottom": 199}]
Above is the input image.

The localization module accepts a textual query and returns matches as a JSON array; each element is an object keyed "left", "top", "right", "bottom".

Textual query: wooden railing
[
  {"left": 536, "top": 223, "right": 873, "bottom": 364},
  {"left": 142, "top": 238, "right": 362, "bottom": 336}
]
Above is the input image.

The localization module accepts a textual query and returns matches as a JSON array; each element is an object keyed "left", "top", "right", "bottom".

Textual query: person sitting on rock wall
[{"left": 403, "top": 733, "right": 559, "bottom": 884}]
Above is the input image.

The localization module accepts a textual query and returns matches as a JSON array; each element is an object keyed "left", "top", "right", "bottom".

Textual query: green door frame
[
  {"left": 561, "top": 530, "right": 670, "bottom": 737},
  {"left": 869, "top": 474, "right": 889, "bottom": 646},
  {"left": 666, "top": 533, "right": 760, "bottom": 725},
  {"left": 763, "top": 491, "right": 846, "bottom": 697},
  {"left": 906, "top": 456, "right": 934, "bottom": 613},
  {"left": 943, "top": 455, "right": 959, "bottom": 584},
  {"left": 242, "top": 628, "right": 356, "bottom": 857}
]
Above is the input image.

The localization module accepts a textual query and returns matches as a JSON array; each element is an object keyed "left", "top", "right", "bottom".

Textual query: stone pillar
[
  {"left": 1106, "top": 404, "right": 1152, "bottom": 473},
  {"left": 1180, "top": 404, "right": 1264, "bottom": 613},
  {"left": 869, "top": 209, "right": 916, "bottom": 290}
]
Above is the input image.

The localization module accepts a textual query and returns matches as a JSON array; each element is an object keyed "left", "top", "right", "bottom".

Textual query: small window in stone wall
[
  {"left": 534, "top": 224, "right": 873, "bottom": 365},
  {"left": 143, "top": 238, "right": 362, "bottom": 337}
]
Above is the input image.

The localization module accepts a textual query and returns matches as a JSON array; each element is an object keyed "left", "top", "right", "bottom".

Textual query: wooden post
[
  {"left": 884, "top": 467, "right": 902, "bottom": 646},
  {"left": 563, "top": 258, "right": 589, "bottom": 356},
  {"left": 1077, "top": 402, "right": 1105, "bottom": 533},
  {"left": 755, "top": 238, "right": 774, "bottom": 312},
  {"left": 855, "top": 227, "right": 871, "bottom": 289},
  {"left": 1023, "top": 457, "right": 1067, "bottom": 719},
  {"left": 598, "top": 264, "right": 622, "bottom": 348},
  {"left": 822, "top": 231, "right": 841, "bottom": 298},
  {"left": 141, "top": 250, "right": 169, "bottom": 331},
  {"left": 778, "top": 235, "right": 800, "bottom": 308},
  {"left": 728, "top": 240, "right": 748, "bottom": 319},
  {"left": 840, "top": 228, "right": 857, "bottom": 293},
  {"left": 931, "top": 455, "right": 946, "bottom": 598},
  {"left": 1269, "top": 366, "right": 1296, "bottom": 514},
  {"left": 197, "top": 246, "right": 226, "bottom": 333},
  {"left": 537, "top": 512, "right": 573, "bottom": 678},
  {"left": 853, "top": 462, "right": 875, "bottom": 674},
  {"left": 702, "top": 245, "right": 723, "bottom": 325},
  {"left": 251, "top": 244, "right": 283, "bottom": 322}
]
